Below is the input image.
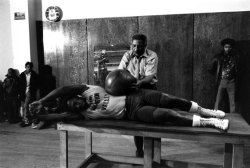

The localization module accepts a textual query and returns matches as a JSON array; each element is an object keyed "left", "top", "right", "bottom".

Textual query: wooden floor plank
[{"left": 0, "top": 122, "right": 250, "bottom": 168}]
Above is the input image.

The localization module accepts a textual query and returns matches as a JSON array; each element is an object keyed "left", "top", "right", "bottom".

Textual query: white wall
[
  {"left": 41, "top": 0, "right": 250, "bottom": 20},
  {"left": 0, "top": 0, "right": 39, "bottom": 81},
  {"left": 9, "top": 0, "right": 31, "bottom": 76},
  {"left": 0, "top": 0, "right": 13, "bottom": 81},
  {"left": 0, "top": 0, "right": 31, "bottom": 80}
]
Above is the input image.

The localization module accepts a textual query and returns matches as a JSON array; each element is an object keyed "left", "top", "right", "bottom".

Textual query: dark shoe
[
  {"left": 20, "top": 120, "right": 31, "bottom": 127},
  {"left": 135, "top": 150, "right": 144, "bottom": 157}
]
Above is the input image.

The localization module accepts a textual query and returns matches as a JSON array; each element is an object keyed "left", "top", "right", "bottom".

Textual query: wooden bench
[{"left": 57, "top": 113, "right": 250, "bottom": 168}]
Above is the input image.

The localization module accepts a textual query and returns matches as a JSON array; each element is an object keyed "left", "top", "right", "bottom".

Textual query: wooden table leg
[
  {"left": 84, "top": 132, "right": 92, "bottom": 158},
  {"left": 144, "top": 137, "right": 153, "bottom": 168},
  {"left": 60, "top": 130, "right": 68, "bottom": 168},
  {"left": 224, "top": 143, "right": 233, "bottom": 168},
  {"left": 153, "top": 138, "right": 161, "bottom": 163},
  {"left": 232, "top": 144, "right": 244, "bottom": 168},
  {"left": 224, "top": 143, "right": 245, "bottom": 168}
]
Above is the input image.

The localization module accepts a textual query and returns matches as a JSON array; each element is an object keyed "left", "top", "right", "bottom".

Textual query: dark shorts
[
  {"left": 124, "top": 89, "right": 192, "bottom": 123},
  {"left": 125, "top": 89, "right": 161, "bottom": 122}
]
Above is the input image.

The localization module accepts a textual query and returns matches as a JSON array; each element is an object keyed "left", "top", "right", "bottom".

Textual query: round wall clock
[{"left": 45, "top": 6, "right": 63, "bottom": 22}]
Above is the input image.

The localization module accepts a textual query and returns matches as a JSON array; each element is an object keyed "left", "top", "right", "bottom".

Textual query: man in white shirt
[
  {"left": 118, "top": 34, "right": 158, "bottom": 89},
  {"left": 118, "top": 34, "right": 158, "bottom": 156}
]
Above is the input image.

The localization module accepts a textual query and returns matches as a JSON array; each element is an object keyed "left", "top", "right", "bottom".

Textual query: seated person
[{"left": 30, "top": 84, "right": 229, "bottom": 131}]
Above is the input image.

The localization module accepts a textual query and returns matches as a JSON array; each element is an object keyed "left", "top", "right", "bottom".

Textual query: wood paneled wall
[
  {"left": 40, "top": 11, "right": 250, "bottom": 122},
  {"left": 194, "top": 12, "right": 248, "bottom": 108},
  {"left": 43, "top": 20, "right": 88, "bottom": 86},
  {"left": 87, "top": 17, "right": 138, "bottom": 85},
  {"left": 139, "top": 15, "right": 193, "bottom": 99}
]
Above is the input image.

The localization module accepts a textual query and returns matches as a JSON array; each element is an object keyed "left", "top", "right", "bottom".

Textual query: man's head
[
  {"left": 7, "top": 68, "right": 15, "bottom": 77},
  {"left": 25, "top": 62, "right": 33, "bottom": 73},
  {"left": 131, "top": 34, "right": 147, "bottom": 57},
  {"left": 66, "top": 96, "right": 88, "bottom": 112},
  {"left": 221, "top": 38, "right": 235, "bottom": 55}
]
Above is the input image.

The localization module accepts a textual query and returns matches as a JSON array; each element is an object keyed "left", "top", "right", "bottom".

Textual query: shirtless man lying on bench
[{"left": 29, "top": 84, "right": 229, "bottom": 132}]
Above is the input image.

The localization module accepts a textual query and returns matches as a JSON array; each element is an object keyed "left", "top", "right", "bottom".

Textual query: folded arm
[{"left": 137, "top": 74, "right": 155, "bottom": 86}]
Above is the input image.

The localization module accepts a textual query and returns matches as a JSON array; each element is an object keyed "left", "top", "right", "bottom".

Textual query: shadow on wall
[
  {"left": 236, "top": 40, "right": 250, "bottom": 124},
  {"left": 39, "top": 65, "right": 56, "bottom": 98},
  {"left": 35, "top": 21, "right": 56, "bottom": 97}
]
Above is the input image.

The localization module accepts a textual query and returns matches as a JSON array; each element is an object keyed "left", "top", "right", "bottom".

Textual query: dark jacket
[
  {"left": 19, "top": 70, "right": 39, "bottom": 101},
  {"left": 209, "top": 50, "right": 240, "bottom": 85},
  {"left": 3, "top": 76, "right": 19, "bottom": 97},
  {"left": 0, "top": 81, "right": 4, "bottom": 108}
]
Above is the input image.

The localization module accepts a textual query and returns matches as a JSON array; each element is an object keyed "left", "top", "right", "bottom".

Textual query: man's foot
[
  {"left": 31, "top": 122, "right": 38, "bottom": 129},
  {"left": 135, "top": 150, "right": 144, "bottom": 157},
  {"left": 198, "top": 107, "right": 225, "bottom": 119},
  {"left": 20, "top": 120, "right": 31, "bottom": 127},
  {"left": 31, "top": 121, "right": 46, "bottom": 129},
  {"left": 200, "top": 118, "right": 229, "bottom": 131}
]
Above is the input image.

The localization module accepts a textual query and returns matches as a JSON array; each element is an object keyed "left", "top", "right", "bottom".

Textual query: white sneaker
[
  {"left": 31, "top": 123, "right": 38, "bottom": 129},
  {"left": 198, "top": 107, "right": 225, "bottom": 119},
  {"left": 214, "top": 119, "right": 229, "bottom": 131},
  {"left": 201, "top": 118, "right": 229, "bottom": 131}
]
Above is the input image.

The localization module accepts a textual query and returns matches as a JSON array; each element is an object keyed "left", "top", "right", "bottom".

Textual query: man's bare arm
[
  {"left": 137, "top": 74, "right": 154, "bottom": 86},
  {"left": 39, "top": 85, "right": 88, "bottom": 104},
  {"left": 29, "top": 84, "right": 88, "bottom": 114}
]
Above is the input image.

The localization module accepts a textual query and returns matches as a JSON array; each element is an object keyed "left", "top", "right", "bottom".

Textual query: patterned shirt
[
  {"left": 80, "top": 85, "right": 126, "bottom": 119},
  {"left": 221, "top": 54, "right": 236, "bottom": 80},
  {"left": 118, "top": 49, "right": 158, "bottom": 84}
]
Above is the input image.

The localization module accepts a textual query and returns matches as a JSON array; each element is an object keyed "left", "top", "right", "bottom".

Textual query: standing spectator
[
  {"left": 3, "top": 68, "right": 20, "bottom": 123},
  {"left": 19, "top": 62, "right": 39, "bottom": 127},
  {"left": 118, "top": 34, "right": 158, "bottom": 157},
  {"left": 209, "top": 38, "right": 239, "bottom": 113}
]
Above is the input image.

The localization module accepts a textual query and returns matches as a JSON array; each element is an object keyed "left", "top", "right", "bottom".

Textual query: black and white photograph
[
  {"left": 14, "top": 12, "right": 25, "bottom": 20},
  {"left": 1, "top": 0, "right": 250, "bottom": 167}
]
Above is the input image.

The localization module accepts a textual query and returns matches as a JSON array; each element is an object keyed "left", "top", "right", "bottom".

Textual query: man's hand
[
  {"left": 131, "top": 80, "right": 142, "bottom": 90},
  {"left": 29, "top": 100, "right": 44, "bottom": 115}
]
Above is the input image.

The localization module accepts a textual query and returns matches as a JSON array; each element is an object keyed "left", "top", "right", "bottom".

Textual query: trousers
[{"left": 215, "top": 79, "right": 236, "bottom": 113}]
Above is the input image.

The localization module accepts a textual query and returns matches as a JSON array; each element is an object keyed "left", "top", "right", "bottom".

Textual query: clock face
[{"left": 45, "top": 6, "right": 63, "bottom": 22}]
